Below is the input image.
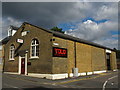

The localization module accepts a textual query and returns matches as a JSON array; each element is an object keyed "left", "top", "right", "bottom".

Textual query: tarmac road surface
[{"left": 2, "top": 71, "right": 119, "bottom": 90}]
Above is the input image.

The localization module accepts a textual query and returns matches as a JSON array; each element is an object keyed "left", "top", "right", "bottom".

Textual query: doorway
[
  {"left": 106, "top": 53, "right": 111, "bottom": 70},
  {"left": 21, "top": 58, "right": 25, "bottom": 74}
]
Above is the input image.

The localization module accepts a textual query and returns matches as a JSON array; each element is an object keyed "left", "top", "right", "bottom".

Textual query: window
[
  {"left": 106, "top": 53, "right": 110, "bottom": 59},
  {"left": 9, "top": 44, "right": 15, "bottom": 60},
  {"left": 31, "top": 39, "right": 39, "bottom": 58}
]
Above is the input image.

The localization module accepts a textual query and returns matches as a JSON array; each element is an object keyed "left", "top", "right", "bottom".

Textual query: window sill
[
  {"left": 9, "top": 59, "right": 15, "bottom": 61},
  {"left": 29, "top": 57, "right": 39, "bottom": 60}
]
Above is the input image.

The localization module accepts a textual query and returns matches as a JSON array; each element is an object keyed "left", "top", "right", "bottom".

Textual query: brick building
[{"left": 2, "top": 22, "right": 117, "bottom": 80}]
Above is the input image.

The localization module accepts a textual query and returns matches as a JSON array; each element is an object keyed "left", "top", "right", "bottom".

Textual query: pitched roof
[
  {"left": 1, "top": 36, "right": 12, "bottom": 44},
  {"left": 10, "top": 25, "right": 19, "bottom": 30},
  {"left": 24, "top": 22, "right": 115, "bottom": 51},
  {"left": 0, "top": 25, "right": 19, "bottom": 44}
]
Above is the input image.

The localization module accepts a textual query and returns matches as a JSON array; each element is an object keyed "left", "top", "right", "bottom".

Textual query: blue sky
[{"left": 58, "top": 17, "right": 109, "bottom": 31}]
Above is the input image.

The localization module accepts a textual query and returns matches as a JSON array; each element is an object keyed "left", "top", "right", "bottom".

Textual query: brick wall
[{"left": 52, "top": 36, "right": 68, "bottom": 74}]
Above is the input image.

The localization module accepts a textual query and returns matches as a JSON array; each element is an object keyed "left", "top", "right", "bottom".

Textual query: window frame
[
  {"left": 30, "top": 39, "right": 39, "bottom": 58},
  {"left": 9, "top": 44, "right": 15, "bottom": 60}
]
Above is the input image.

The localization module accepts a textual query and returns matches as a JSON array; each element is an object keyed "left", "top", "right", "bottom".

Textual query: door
[
  {"left": 106, "top": 53, "right": 111, "bottom": 70},
  {"left": 21, "top": 58, "right": 25, "bottom": 74}
]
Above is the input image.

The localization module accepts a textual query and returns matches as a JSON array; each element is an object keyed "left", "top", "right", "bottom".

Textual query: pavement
[{"left": 2, "top": 70, "right": 119, "bottom": 90}]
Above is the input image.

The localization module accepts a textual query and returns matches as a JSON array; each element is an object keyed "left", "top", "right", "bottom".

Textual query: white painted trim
[
  {"left": 4, "top": 70, "right": 108, "bottom": 80},
  {"left": 106, "top": 49, "right": 111, "bottom": 53},
  {"left": 113, "top": 69, "right": 118, "bottom": 71},
  {"left": 80, "top": 72, "right": 86, "bottom": 76},
  {"left": 69, "top": 73, "right": 73, "bottom": 77},
  {"left": 25, "top": 53, "right": 28, "bottom": 75},
  {"left": 28, "top": 73, "right": 68, "bottom": 80},
  {"left": 78, "top": 73, "right": 80, "bottom": 76},
  {"left": 4, "top": 72, "right": 19, "bottom": 75},
  {"left": 18, "top": 56, "right": 21, "bottom": 74},
  {"left": 53, "top": 43, "right": 59, "bottom": 46},
  {"left": 28, "top": 72, "right": 93, "bottom": 80},
  {"left": 93, "top": 70, "right": 106, "bottom": 74},
  {"left": 28, "top": 71, "right": 93, "bottom": 80},
  {"left": 87, "top": 72, "right": 93, "bottom": 75},
  {"left": 52, "top": 74, "right": 68, "bottom": 80},
  {"left": 70, "top": 72, "right": 93, "bottom": 77},
  {"left": 8, "top": 59, "right": 15, "bottom": 61},
  {"left": 18, "top": 55, "right": 27, "bottom": 75},
  {"left": 29, "top": 56, "right": 39, "bottom": 59}
]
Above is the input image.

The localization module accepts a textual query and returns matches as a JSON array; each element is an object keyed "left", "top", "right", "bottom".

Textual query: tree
[{"left": 50, "top": 27, "right": 64, "bottom": 33}]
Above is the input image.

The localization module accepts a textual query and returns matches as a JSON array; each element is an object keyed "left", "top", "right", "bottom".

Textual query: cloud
[
  {"left": 2, "top": 2, "right": 118, "bottom": 49},
  {"left": 2, "top": 17, "right": 22, "bottom": 38},
  {"left": 93, "top": 3, "right": 118, "bottom": 21},
  {"left": 2, "top": 2, "right": 92, "bottom": 38},
  {"left": 3, "top": 2, "right": 116, "bottom": 28},
  {"left": 65, "top": 19, "right": 118, "bottom": 49},
  {"left": 94, "top": 38, "right": 118, "bottom": 49},
  {"left": 2, "top": 2, "right": 85, "bottom": 28}
]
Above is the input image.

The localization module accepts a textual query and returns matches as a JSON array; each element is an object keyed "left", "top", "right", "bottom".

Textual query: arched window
[
  {"left": 9, "top": 44, "right": 15, "bottom": 60},
  {"left": 31, "top": 39, "right": 39, "bottom": 58}
]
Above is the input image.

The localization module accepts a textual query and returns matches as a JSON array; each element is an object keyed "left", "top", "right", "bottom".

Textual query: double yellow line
[{"left": 52, "top": 72, "right": 114, "bottom": 85}]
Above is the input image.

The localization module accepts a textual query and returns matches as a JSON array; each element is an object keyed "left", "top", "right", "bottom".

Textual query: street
[{"left": 2, "top": 71, "right": 119, "bottom": 90}]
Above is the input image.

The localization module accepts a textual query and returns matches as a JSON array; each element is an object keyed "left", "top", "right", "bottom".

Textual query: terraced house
[{"left": 2, "top": 22, "right": 117, "bottom": 80}]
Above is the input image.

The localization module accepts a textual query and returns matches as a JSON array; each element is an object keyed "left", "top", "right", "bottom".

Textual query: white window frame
[
  {"left": 9, "top": 44, "right": 15, "bottom": 60},
  {"left": 30, "top": 39, "right": 39, "bottom": 58}
]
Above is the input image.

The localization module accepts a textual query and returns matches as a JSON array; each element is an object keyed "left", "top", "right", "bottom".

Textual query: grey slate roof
[
  {"left": 0, "top": 36, "right": 12, "bottom": 44},
  {"left": 10, "top": 25, "right": 19, "bottom": 30},
  {"left": 0, "top": 25, "right": 19, "bottom": 44}
]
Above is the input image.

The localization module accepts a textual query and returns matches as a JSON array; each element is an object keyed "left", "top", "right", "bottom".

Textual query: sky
[{"left": 1, "top": 1, "right": 119, "bottom": 49}]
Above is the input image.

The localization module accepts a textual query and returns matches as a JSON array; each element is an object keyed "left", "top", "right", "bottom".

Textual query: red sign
[
  {"left": 53, "top": 47, "right": 67, "bottom": 58},
  {"left": 17, "top": 39, "right": 23, "bottom": 43}
]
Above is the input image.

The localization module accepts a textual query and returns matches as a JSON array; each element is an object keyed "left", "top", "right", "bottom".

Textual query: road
[
  {"left": 58, "top": 72, "right": 118, "bottom": 89},
  {"left": 2, "top": 71, "right": 119, "bottom": 90}
]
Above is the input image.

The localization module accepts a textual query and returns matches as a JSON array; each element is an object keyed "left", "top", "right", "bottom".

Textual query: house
[
  {"left": 8, "top": 25, "right": 19, "bottom": 36},
  {"left": 1, "top": 25, "right": 18, "bottom": 72},
  {"left": 2, "top": 22, "right": 117, "bottom": 80}
]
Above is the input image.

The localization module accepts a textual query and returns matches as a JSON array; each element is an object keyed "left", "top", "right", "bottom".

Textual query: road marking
[
  {"left": 102, "top": 75, "right": 118, "bottom": 90},
  {"left": 53, "top": 72, "right": 113, "bottom": 85}
]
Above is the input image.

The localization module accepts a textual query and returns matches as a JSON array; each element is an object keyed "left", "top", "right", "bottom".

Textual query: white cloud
[
  {"left": 2, "top": 17, "right": 22, "bottom": 39},
  {"left": 94, "top": 3, "right": 118, "bottom": 21},
  {"left": 99, "top": 21, "right": 118, "bottom": 31},
  {"left": 94, "top": 38, "right": 118, "bottom": 49},
  {"left": 65, "top": 19, "right": 118, "bottom": 49},
  {"left": 65, "top": 20, "right": 106, "bottom": 40},
  {"left": 5, "top": 17, "right": 22, "bottom": 26}
]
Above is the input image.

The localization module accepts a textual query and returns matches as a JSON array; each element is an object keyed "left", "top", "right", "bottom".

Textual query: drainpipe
[
  {"left": 25, "top": 50, "right": 28, "bottom": 75},
  {"left": 74, "top": 42, "right": 77, "bottom": 68},
  {"left": 73, "top": 41, "right": 78, "bottom": 77}
]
